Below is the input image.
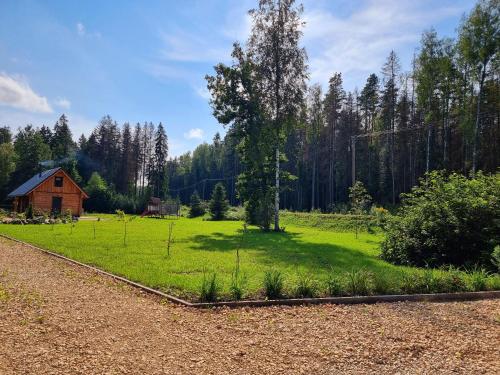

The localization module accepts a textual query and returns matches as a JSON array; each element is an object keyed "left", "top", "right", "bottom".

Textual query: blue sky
[{"left": 0, "top": 0, "right": 474, "bottom": 157}]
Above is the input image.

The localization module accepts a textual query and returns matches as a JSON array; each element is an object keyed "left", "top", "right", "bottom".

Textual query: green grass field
[{"left": 0, "top": 214, "right": 497, "bottom": 300}]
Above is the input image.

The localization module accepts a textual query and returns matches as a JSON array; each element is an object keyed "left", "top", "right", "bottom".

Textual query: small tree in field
[
  {"left": 209, "top": 183, "right": 229, "bottom": 220},
  {"left": 189, "top": 190, "right": 205, "bottom": 218},
  {"left": 349, "top": 181, "right": 372, "bottom": 214},
  {"left": 349, "top": 181, "right": 372, "bottom": 238}
]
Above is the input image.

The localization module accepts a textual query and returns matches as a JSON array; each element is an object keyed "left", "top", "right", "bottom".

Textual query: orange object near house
[{"left": 7, "top": 167, "right": 88, "bottom": 216}]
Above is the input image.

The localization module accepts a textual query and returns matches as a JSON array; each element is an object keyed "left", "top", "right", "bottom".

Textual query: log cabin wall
[{"left": 31, "top": 170, "right": 84, "bottom": 216}]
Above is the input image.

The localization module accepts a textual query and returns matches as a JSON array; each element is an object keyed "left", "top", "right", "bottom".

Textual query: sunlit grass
[{"left": 0, "top": 215, "right": 497, "bottom": 300}]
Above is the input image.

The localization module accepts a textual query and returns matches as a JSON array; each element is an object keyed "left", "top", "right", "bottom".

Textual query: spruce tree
[
  {"left": 209, "top": 183, "right": 229, "bottom": 220},
  {"left": 189, "top": 190, "right": 205, "bottom": 218},
  {"left": 51, "top": 114, "right": 74, "bottom": 160}
]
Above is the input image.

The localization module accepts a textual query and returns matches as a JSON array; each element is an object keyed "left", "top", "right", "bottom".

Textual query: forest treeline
[{"left": 0, "top": 0, "right": 498, "bottom": 216}]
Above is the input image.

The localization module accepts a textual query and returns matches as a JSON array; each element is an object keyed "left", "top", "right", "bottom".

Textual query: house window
[{"left": 54, "top": 176, "right": 63, "bottom": 187}]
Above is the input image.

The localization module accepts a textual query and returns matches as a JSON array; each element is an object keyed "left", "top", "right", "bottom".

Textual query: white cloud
[
  {"left": 0, "top": 108, "right": 96, "bottom": 140},
  {"left": 159, "top": 30, "right": 230, "bottom": 63},
  {"left": 54, "top": 97, "right": 71, "bottom": 109},
  {"left": 168, "top": 138, "right": 191, "bottom": 158},
  {"left": 302, "top": 0, "right": 468, "bottom": 90},
  {"left": 184, "top": 128, "right": 204, "bottom": 140},
  {"left": 76, "top": 22, "right": 101, "bottom": 38},
  {"left": 0, "top": 72, "right": 52, "bottom": 113},
  {"left": 195, "top": 85, "right": 211, "bottom": 100},
  {"left": 76, "top": 22, "right": 86, "bottom": 36}
]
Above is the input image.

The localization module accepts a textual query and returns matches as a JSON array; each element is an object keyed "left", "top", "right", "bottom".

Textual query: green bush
[
  {"left": 189, "top": 190, "right": 205, "bottom": 218},
  {"left": 263, "top": 270, "right": 284, "bottom": 299},
  {"left": 325, "top": 272, "right": 344, "bottom": 296},
  {"left": 244, "top": 190, "right": 274, "bottom": 231},
  {"left": 209, "top": 183, "right": 229, "bottom": 221},
  {"left": 491, "top": 245, "right": 500, "bottom": 273},
  {"left": 25, "top": 204, "right": 33, "bottom": 219},
  {"left": 381, "top": 171, "right": 500, "bottom": 269},
  {"left": 199, "top": 271, "right": 220, "bottom": 302}
]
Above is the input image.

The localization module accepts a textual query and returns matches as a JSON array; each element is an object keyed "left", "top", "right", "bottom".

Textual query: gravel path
[{"left": 0, "top": 237, "right": 499, "bottom": 374}]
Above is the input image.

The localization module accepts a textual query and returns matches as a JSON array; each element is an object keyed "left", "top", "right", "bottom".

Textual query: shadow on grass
[{"left": 187, "top": 228, "right": 394, "bottom": 275}]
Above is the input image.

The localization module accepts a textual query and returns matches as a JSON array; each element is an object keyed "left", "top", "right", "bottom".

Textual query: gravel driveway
[{"left": 0, "top": 237, "right": 498, "bottom": 374}]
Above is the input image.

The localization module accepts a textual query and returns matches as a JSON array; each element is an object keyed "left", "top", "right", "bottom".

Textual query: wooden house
[{"left": 7, "top": 167, "right": 88, "bottom": 216}]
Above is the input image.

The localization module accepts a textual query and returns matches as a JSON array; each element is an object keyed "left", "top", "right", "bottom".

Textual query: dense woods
[{"left": 0, "top": 0, "right": 498, "bottom": 220}]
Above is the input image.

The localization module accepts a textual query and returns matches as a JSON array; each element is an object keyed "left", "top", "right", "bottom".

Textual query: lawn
[{"left": 0, "top": 214, "right": 497, "bottom": 300}]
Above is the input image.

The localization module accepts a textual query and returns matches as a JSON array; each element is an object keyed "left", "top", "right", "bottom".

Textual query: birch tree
[{"left": 247, "top": 0, "right": 308, "bottom": 231}]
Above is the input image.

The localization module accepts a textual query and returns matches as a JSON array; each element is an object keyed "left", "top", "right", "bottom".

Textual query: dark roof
[
  {"left": 7, "top": 167, "right": 61, "bottom": 198},
  {"left": 148, "top": 197, "right": 162, "bottom": 204}
]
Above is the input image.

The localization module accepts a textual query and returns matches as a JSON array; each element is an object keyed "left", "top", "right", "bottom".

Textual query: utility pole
[{"left": 351, "top": 136, "right": 356, "bottom": 186}]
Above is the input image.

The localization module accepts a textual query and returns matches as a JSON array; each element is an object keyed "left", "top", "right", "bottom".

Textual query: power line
[
  {"left": 168, "top": 175, "right": 236, "bottom": 194},
  {"left": 351, "top": 124, "right": 428, "bottom": 186}
]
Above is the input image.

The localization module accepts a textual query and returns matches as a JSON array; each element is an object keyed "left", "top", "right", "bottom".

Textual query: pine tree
[
  {"left": 132, "top": 123, "right": 142, "bottom": 196},
  {"left": 306, "top": 84, "right": 323, "bottom": 210},
  {"left": 120, "top": 123, "right": 134, "bottom": 194},
  {"left": 209, "top": 182, "right": 229, "bottom": 220},
  {"left": 324, "top": 73, "right": 345, "bottom": 208},
  {"left": 152, "top": 122, "right": 168, "bottom": 198},
  {"left": 189, "top": 190, "right": 205, "bottom": 218},
  {"left": 51, "top": 114, "right": 74, "bottom": 160}
]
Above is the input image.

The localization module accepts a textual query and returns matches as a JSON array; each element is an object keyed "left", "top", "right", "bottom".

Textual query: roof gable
[
  {"left": 7, "top": 168, "right": 61, "bottom": 197},
  {"left": 7, "top": 168, "right": 89, "bottom": 198}
]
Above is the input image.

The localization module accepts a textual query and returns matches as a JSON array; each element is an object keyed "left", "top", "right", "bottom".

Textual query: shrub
[
  {"left": 370, "top": 206, "right": 390, "bottom": 227},
  {"left": 345, "top": 268, "right": 372, "bottom": 296},
  {"left": 325, "top": 273, "right": 344, "bottom": 296},
  {"left": 189, "top": 190, "right": 205, "bottom": 218},
  {"left": 244, "top": 190, "right": 274, "bottom": 231},
  {"left": 209, "top": 183, "right": 229, "bottom": 220},
  {"left": 381, "top": 171, "right": 500, "bottom": 269},
  {"left": 294, "top": 273, "right": 318, "bottom": 298},
  {"left": 199, "top": 271, "right": 220, "bottom": 302},
  {"left": 263, "top": 270, "right": 284, "bottom": 299},
  {"left": 25, "top": 204, "right": 34, "bottom": 219},
  {"left": 491, "top": 245, "right": 500, "bottom": 273}
]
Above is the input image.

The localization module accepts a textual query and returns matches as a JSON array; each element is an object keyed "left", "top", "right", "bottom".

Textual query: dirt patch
[{"left": 0, "top": 237, "right": 498, "bottom": 374}]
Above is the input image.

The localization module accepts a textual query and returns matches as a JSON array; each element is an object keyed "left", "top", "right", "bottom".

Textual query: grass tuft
[
  {"left": 294, "top": 273, "right": 318, "bottom": 298},
  {"left": 263, "top": 270, "right": 284, "bottom": 299},
  {"left": 199, "top": 271, "right": 220, "bottom": 302}
]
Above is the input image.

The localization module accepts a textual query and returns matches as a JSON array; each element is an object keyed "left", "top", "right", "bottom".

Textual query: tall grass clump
[
  {"left": 371, "top": 272, "right": 399, "bottom": 295},
  {"left": 466, "top": 268, "right": 490, "bottom": 291},
  {"left": 199, "top": 271, "right": 220, "bottom": 302},
  {"left": 345, "top": 268, "right": 372, "bottom": 296},
  {"left": 263, "top": 270, "right": 284, "bottom": 299},
  {"left": 294, "top": 273, "right": 318, "bottom": 298},
  {"left": 230, "top": 269, "right": 247, "bottom": 301}
]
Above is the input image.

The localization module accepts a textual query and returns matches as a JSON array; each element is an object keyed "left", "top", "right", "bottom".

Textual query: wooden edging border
[{"left": 1, "top": 233, "right": 499, "bottom": 309}]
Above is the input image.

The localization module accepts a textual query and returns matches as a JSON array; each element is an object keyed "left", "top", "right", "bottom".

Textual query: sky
[{"left": 0, "top": 0, "right": 475, "bottom": 157}]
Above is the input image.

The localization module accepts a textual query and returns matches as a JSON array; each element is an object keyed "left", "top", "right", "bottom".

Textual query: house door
[{"left": 51, "top": 197, "right": 62, "bottom": 214}]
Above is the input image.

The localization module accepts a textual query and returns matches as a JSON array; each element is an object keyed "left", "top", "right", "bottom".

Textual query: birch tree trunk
[{"left": 472, "top": 65, "right": 486, "bottom": 176}]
